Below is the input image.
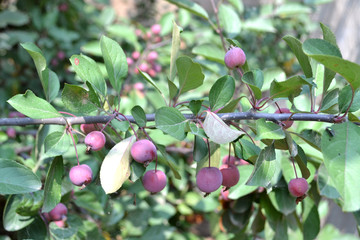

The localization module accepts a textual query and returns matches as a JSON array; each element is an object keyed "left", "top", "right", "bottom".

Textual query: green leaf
[
  {"left": 228, "top": 0, "right": 244, "bottom": 13},
  {"left": 320, "top": 23, "right": 338, "bottom": 48},
  {"left": 338, "top": 85, "right": 360, "bottom": 113},
  {"left": 218, "top": 4, "right": 241, "bottom": 38},
  {"left": 155, "top": 107, "right": 187, "bottom": 140},
  {"left": 275, "top": 3, "right": 311, "bottom": 16},
  {"left": 189, "top": 122, "right": 207, "bottom": 139},
  {"left": 74, "top": 191, "right": 105, "bottom": 216},
  {"left": 294, "top": 145, "right": 311, "bottom": 179},
  {"left": 168, "top": 79, "right": 178, "bottom": 100},
  {"left": 41, "top": 69, "right": 60, "bottom": 103},
  {"left": 176, "top": 56, "right": 205, "bottom": 95},
  {"left": 20, "top": 43, "right": 46, "bottom": 79},
  {"left": 49, "top": 222, "right": 77, "bottom": 239},
  {"left": 218, "top": 97, "right": 242, "bottom": 113},
  {"left": 303, "top": 197, "right": 320, "bottom": 240},
  {"left": 70, "top": 55, "right": 107, "bottom": 96},
  {"left": 44, "top": 131, "right": 71, "bottom": 158},
  {"left": 61, "top": 84, "right": 98, "bottom": 114},
  {"left": 193, "top": 135, "right": 208, "bottom": 162},
  {"left": 247, "top": 144, "right": 281, "bottom": 188},
  {"left": 189, "top": 100, "right": 203, "bottom": 115},
  {"left": 317, "top": 163, "right": 341, "bottom": 199},
  {"left": 17, "top": 216, "right": 47, "bottom": 239},
  {"left": 270, "top": 75, "right": 313, "bottom": 100},
  {"left": 169, "top": 21, "right": 181, "bottom": 82},
  {"left": 293, "top": 129, "right": 322, "bottom": 151},
  {"left": 16, "top": 191, "right": 43, "bottom": 216},
  {"left": 156, "top": 143, "right": 181, "bottom": 179},
  {"left": 131, "top": 105, "right": 147, "bottom": 128},
  {"left": 228, "top": 165, "right": 258, "bottom": 199},
  {"left": 283, "top": 35, "right": 312, "bottom": 78},
  {"left": 192, "top": 44, "right": 225, "bottom": 63},
  {"left": 100, "top": 35, "right": 128, "bottom": 92},
  {"left": 268, "top": 183, "right": 297, "bottom": 215},
  {"left": 242, "top": 69, "right": 264, "bottom": 99},
  {"left": 320, "top": 88, "right": 338, "bottom": 112},
  {"left": 0, "top": 158, "right": 41, "bottom": 194},
  {"left": 138, "top": 70, "right": 164, "bottom": 98},
  {"left": 8, "top": 90, "right": 61, "bottom": 118},
  {"left": 196, "top": 142, "right": 220, "bottom": 173},
  {"left": 243, "top": 18, "right": 276, "bottom": 33},
  {"left": 165, "top": 0, "right": 209, "bottom": 20},
  {"left": 303, "top": 39, "right": 360, "bottom": 90},
  {"left": 0, "top": 10, "right": 29, "bottom": 28},
  {"left": 255, "top": 118, "right": 285, "bottom": 140},
  {"left": 321, "top": 122, "right": 360, "bottom": 211},
  {"left": 3, "top": 195, "right": 35, "bottom": 231},
  {"left": 42, "top": 156, "right": 63, "bottom": 213},
  {"left": 209, "top": 75, "right": 235, "bottom": 110},
  {"left": 203, "top": 111, "right": 244, "bottom": 144}
]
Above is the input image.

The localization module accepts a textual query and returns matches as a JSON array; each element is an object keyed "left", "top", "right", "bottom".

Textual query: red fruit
[
  {"left": 224, "top": 47, "right": 246, "bottom": 69},
  {"left": 69, "top": 164, "right": 93, "bottom": 187},
  {"left": 8, "top": 111, "right": 25, "bottom": 118},
  {"left": 6, "top": 127, "right": 16, "bottom": 138},
  {"left": 126, "top": 57, "right": 134, "bottom": 66},
  {"left": 131, "top": 139, "right": 157, "bottom": 164},
  {"left": 220, "top": 165, "right": 240, "bottom": 188},
  {"left": 222, "top": 155, "right": 237, "bottom": 166},
  {"left": 138, "top": 63, "right": 149, "bottom": 72},
  {"left": 142, "top": 170, "right": 167, "bottom": 193},
  {"left": 147, "top": 51, "right": 158, "bottom": 62},
  {"left": 133, "top": 82, "right": 144, "bottom": 91},
  {"left": 153, "top": 64, "right": 162, "bottom": 73},
  {"left": 85, "top": 131, "right": 106, "bottom": 151},
  {"left": 196, "top": 167, "right": 223, "bottom": 194},
  {"left": 288, "top": 178, "right": 309, "bottom": 197},
  {"left": 54, "top": 220, "right": 66, "bottom": 228},
  {"left": 148, "top": 69, "right": 157, "bottom": 77},
  {"left": 57, "top": 51, "right": 65, "bottom": 60},
  {"left": 275, "top": 108, "right": 293, "bottom": 129},
  {"left": 151, "top": 24, "right": 161, "bottom": 35},
  {"left": 239, "top": 159, "right": 249, "bottom": 165},
  {"left": 48, "top": 203, "right": 67, "bottom": 221},
  {"left": 80, "top": 123, "right": 102, "bottom": 135},
  {"left": 132, "top": 51, "right": 140, "bottom": 60},
  {"left": 220, "top": 189, "right": 230, "bottom": 201}
]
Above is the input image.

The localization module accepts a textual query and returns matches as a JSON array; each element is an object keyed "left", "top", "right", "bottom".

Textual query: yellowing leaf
[
  {"left": 100, "top": 136, "right": 135, "bottom": 194},
  {"left": 203, "top": 111, "right": 244, "bottom": 144}
]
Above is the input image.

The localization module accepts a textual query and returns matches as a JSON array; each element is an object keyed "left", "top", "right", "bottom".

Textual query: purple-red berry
[
  {"left": 138, "top": 63, "right": 149, "bottom": 72},
  {"left": 220, "top": 165, "right": 240, "bottom": 188},
  {"left": 54, "top": 220, "right": 66, "bottom": 228},
  {"left": 6, "top": 127, "right": 16, "bottom": 139},
  {"left": 151, "top": 24, "right": 161, "bottom": 35},
  {"left": 80, "top": 123, "right": 102, "bottom": 135},
  {"left": 48, "top": 203, "right": 67, "bottom": 221},
  {"left": 142, "top": 169, "right": 167, "bottom": 193},
  {"left": 222, "top": 155, "right": 237, "bottom": 166},
  {"left": 132, "top": 51, "right": 140, "bottom": 60},
  {"left": 147, "top": 51, "right": 158, "bottom": 62},
  {"left": 127, "top": 57, "right": 134, "bottom": 66},
  {"left": 196, "top": 167, "right": 223, "bottom": 194},
  {"left": 288, "top": 178, "right": 309, "bottom": 197},
  {"left": 224, "top": 47, "right": 246, "bottom": 69},
  {"left": 275, "top": 108, "right": 293, "bottom": 129},
  {"left": 69, "top": 164, "right": 93, "bottom": 187},
  {"left": 85, "top": 131, "right": 106, "bottom": 151},
  {"left": 131, "top": 139, "right": 157, "bottom": 165}
]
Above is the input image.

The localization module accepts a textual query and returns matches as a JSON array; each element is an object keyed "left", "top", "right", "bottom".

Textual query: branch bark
[{"left": 0, "top": 111, "right": 338, "bottom": 126}]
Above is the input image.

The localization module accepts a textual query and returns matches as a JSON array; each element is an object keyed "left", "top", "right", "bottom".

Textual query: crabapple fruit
[
  {"left": 142, "top": 169, "right": 167, "bottom": 193},
  {"left": 222, "top": 155, "right": 237, "bottom": 166},
  {"left": 151, "top": 24, "right": 161, "bottom": 35},
  {"left": 132, "top": 51, "right": 140, "bottom": 60},
  {"left": 80, "top": 123, "right": 102, "bottom": 134},
  {"left": 221, "top": 165, "right": 240, "bottom": 188},
  {"left": 224, "top": 47, "right": 246, "bottom": 69},
  {"left": 54, "top": 220, "right": 66, "bottom": 228},
  {"left": 69, "top": 164, "right": 93, "bottom": 187},
  {"left": 127, "top": 57, "right": 134, "bottom": 66},
  {"left": 85, "top": 131, "right": 106, "bottom": 151},
  {"left": 147, "top": 51, "right": 158, "bottom": 62},
  {"left": 275, "top": 108, "right": 293, "bottom": 129},
  {"left": 196, "top": 167, "right": 223, "bottom": 194},
  {"left": 48, "top": 203, "right": 67, "bottom": 221},
  {"left": 138, "top": 63, "right": 149, "bottom": 72},
  {"left": 131, "top": 139, "right": 157, "bottom": 164},
  {"left": 6, "top": 127, "right": 16, "bottom": 139},
  {"left": 288, "top": 178, "right": 309, "bottom": 197}
]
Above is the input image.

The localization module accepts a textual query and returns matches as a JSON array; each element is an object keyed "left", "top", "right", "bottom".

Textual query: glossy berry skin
[
  {"left": 69, "top": 164, "right": 93, "bottom": 187},
  {"left": 142, "top": 170, "right": 167, "bottom": 193},
  {"left": 196, "top": 167, "right": 223, "bottom": 193},
  {"left": 85, "top": 131, "right": 106, "bottom": 151},
  {"left": 131, "top": 139, "right": 157, "bottom": 164},
  {"left": 288, "top": 178, "right": 309, "bottom": 197},
  {"left": 221, "top": 166, "right": 240, "bottom": 188},
  {"left": 48, "top": 203, "right": 67, "bottom": 221},
  {"left": 224, "top": 47, "right": 246, "bottom": 69},
  {"left": 147, "top": 51, "right": 158, "bottom": 62},
  {"left": 275, "top": 108, "right": 293, "bottom": 129},
  {"left": 151, "top": 24, "right": 161, "bottom": 35}
]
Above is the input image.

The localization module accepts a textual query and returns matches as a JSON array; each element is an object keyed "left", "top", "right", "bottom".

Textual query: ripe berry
[
  {"left": 147, "top": 51, "right": 158, "bottom": 62},
  {"left": 69, "top": 164, "right": 93, "bottom": 187},
  {"left": 288, "top": 178, "right": 309, "bottom": 197},
  {"left": 48, "top": 203, "right": 67, "bottom": 221},
  {"left": 6, "top": 127, "right": 16, "bottom": 139},
  {"left": 220, "top": 165, "right": 240, "bottom": 188},
  {"left": 151, "top": 24, "right": 161, "bottom": 35},
  {"left": 126, "top": 57, "right": 134, "bottom": 66},
  {"left": 196, "top": 167, "right": 223, "bottom": 194},
  {"left": 224, "top": 47, "right": 246, "bottom": 69},
  {"left": 132, "top": 51, "right": 140, "bottom": 60},
  {"left": 222, "top": 155, "right": 237, "bottom": 166},
  {"left": 85, "top": 131, "right": 106, "bottom": 151},
  {"left": 138, "top": 63, "right": 149, "bottom": 72},
  {"left": 275, "top": 108, "right": 293, "bottom": 129},
  {"left": 80, "top": 123, "right": 102, "bottom": 135},
  {"left": 133, "top": 82, "right": 144, "bottom": 92},
  {"left": 131, "top": 139, "right": 157, "bottom": 165},
  {"left": 142, "top": 170, "right": 167, "bottom": 193}
]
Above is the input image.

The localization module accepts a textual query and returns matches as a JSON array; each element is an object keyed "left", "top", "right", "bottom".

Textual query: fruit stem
[
  {"left": 100, "top": 113, "right": 117, "bottom": 132},
  {"left": 114, "top": 111, "right": 139, "bottom": 140},
  {"left": 66, "top": 124, "right": 80, "bottom": 166},
  {"left": 227, "top": 142, "right": 231, "bottom": 167},
  {"left": 206, "top": 138, "right": 211, "bottom": 168},
  {"left": 210, "top": 0, "right": 227, "bottom": 52},
  {"left": 291, "top": 157, "right": 298, "bottom": 179},
  {"left": 59, "top": 111, "right": 77, "bottom": 117}
]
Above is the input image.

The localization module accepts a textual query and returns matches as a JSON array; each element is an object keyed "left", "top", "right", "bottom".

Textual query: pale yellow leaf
[{"left": 100, "top": 135, "right": 135, "bottom": 194}]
